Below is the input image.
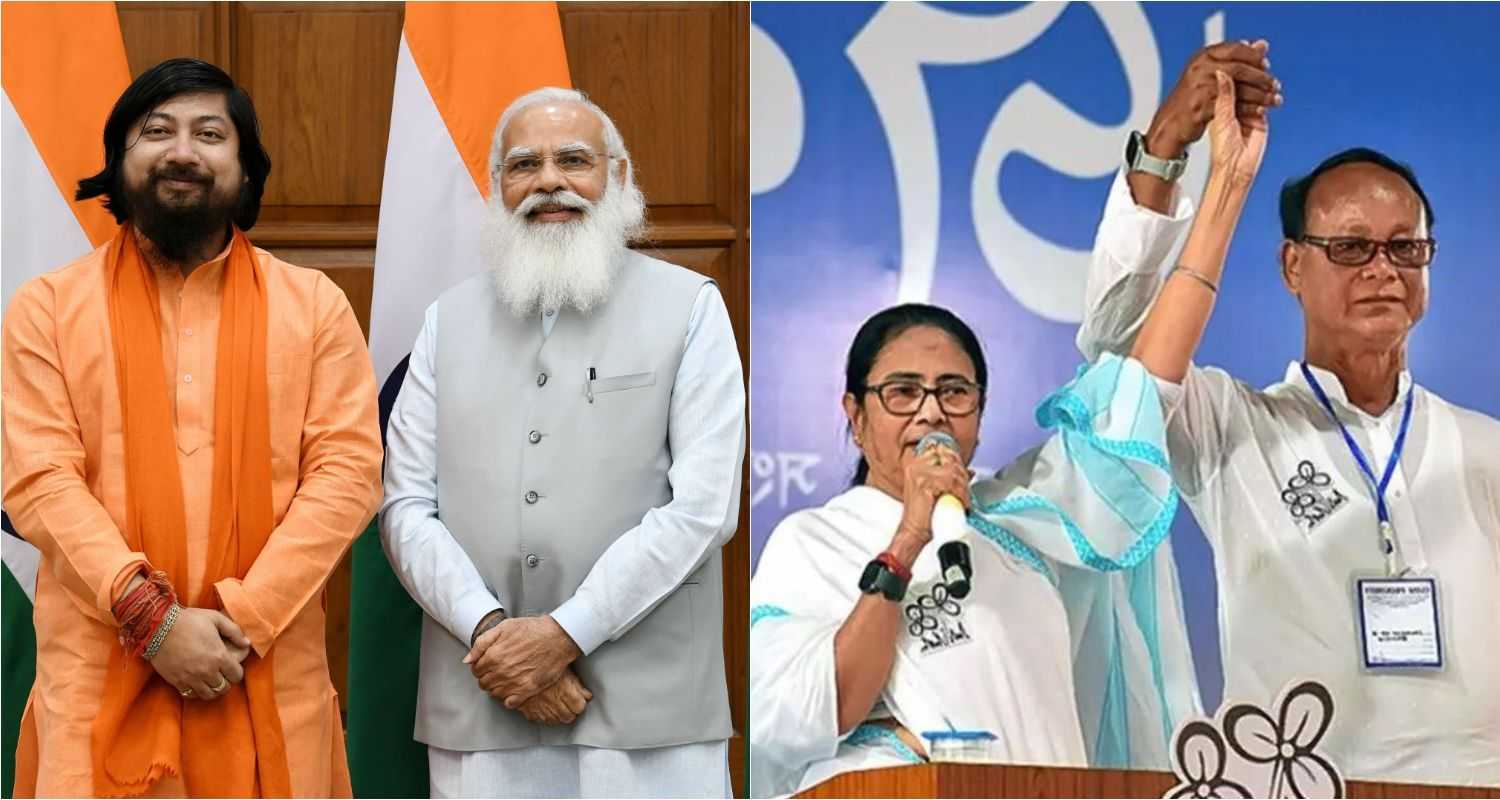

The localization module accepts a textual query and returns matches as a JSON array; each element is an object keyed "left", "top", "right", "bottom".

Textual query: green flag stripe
[
  {"left": 2, "top": 563, "right": 37, "bottom": 800},
  {"left": 345, "top": 519, "right": 429, "bottom": 797}
]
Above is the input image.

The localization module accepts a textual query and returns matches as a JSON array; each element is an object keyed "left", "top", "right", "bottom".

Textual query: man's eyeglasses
[
  {"left": 1298, "top": 235, "right": 1436, "bottom": 269},
  {"left": 499, "top": 149, "right": 603, "bottom": 180},
  {"left": 865, "top": 379, "right": 982, "bottom": 417}
]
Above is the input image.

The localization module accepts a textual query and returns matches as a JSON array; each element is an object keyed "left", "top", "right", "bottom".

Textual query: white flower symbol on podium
[{"left": 1166, "top": 680, "right": 1346, "bottom": 799}]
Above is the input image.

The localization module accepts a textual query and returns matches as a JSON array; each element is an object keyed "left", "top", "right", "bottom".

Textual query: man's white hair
[
  {"left": 488, "top": 87, "right": 634, "bottom": 194},
  {"left": 481, "top": 87, "right": 649, "bottom": 319}
]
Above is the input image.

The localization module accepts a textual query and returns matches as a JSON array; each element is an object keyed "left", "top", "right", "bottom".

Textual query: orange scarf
[{"left": 87, "top": 226, "right": 291, "bottom": 797}]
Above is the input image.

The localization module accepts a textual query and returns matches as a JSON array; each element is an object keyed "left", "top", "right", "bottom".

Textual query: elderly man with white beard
[{"left": 379, "top": 87, "right": 746, "bottom": 799}]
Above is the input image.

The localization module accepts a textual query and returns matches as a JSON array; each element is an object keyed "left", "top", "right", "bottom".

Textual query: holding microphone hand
[{"left": 891, "top": 441, "right": 972, "bottom": 568}]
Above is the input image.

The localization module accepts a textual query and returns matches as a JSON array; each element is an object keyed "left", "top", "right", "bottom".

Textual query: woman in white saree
[
  {"left": 749, "top": 308, "right": 1199, "bottom": 797},
  {"left": 749, "top": 80, "right": 1267, "bottom": 796}
]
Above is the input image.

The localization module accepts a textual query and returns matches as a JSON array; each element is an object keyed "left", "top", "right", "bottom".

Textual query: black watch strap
[{"left": 859, "top": 559, "right": 909, "bottom": 601}]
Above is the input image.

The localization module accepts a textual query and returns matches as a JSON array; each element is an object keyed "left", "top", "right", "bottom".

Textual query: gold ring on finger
[
  {"left": 212, "top": 676, "right": 229, "bottom": 693},
  {"left": 180, "top": 687, "right": 194, "bottom": 698}
]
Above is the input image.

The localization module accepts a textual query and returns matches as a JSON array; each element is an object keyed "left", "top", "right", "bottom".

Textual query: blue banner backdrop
[{"left": 749, "top": 1, "right": 1500, "bottom": 712}]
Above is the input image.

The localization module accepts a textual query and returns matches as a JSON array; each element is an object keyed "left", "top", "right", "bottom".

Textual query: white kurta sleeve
[
  {"left": 1154, "top": 364, "right": 1250, "bottom": 499},
  {"left": 550, "top": 283, "right": 746, "bottom": 656},
  {"left": 749, "top": 511, "right": 859, "bottom": 798},
  {"left": 1075, "top": 169, "right": 1196, "bottom": 362},
  {"left": 380, "top": 302, "right": 506, "bottom": 646}
]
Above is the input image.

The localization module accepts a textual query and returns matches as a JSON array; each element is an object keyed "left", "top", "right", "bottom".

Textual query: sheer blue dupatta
[{"left": 966, "top": 353, "right": 1203, "bottom": 769}]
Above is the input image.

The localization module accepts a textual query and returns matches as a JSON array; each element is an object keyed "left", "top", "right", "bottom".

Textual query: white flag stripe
[
  {"left": 367, "top": 34, "right": 489, "bottom": 384},
  {"left": 2, "top": 85, "right": 91, "bottom": 602},
  {"left": 1, "top": 535, "right": 40, "bottom": 602},
  {"left": 1, "top": 88, "right": 94, "bottom": 312}
]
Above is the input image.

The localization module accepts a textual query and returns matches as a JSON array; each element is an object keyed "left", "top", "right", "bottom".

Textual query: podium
[{"left": 793, "top": 763, "right": 1500, "bottom": 798}]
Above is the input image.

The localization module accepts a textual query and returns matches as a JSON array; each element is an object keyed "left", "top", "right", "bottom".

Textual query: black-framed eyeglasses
[
  {"left": 865, "top": 379, "right": 982, "bottom": 417},
  {"left": 1298, "top": 235, "right": 1436, "bottom": 269}
]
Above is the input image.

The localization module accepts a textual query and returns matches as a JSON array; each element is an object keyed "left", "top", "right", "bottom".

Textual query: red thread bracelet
[{"left": 875, "top": 551, "right": 912, "bottom": 583}]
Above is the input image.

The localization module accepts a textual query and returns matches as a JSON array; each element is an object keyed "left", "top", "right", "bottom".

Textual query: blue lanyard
[{"left": 1299, "top": 362, "right": 1414, "bottom": 533}]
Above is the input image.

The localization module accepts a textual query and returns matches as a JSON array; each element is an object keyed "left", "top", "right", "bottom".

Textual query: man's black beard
[{"left": 119, "top": 171, "right": 241, "bottom": 264}]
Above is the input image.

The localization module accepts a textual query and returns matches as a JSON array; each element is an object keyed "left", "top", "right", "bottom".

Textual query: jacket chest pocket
[
  {"left": 576, "top": 369, "right": 666, "bottom": 449},
  {"left": 589, "top": 370, "right": 655, "bottom": 395}
]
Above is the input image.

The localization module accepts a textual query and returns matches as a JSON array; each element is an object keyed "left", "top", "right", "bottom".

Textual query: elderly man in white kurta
[
  {"left": 1078, "top": 56, "right": 1500, "bottom": 784},
  {"left": 380, "top": 88, "right": 745, "bottom": 798}
]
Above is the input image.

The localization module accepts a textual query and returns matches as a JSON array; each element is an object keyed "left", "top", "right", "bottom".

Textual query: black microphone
[{"left": 915, "top": 432, "right": 973, "bottom": 599}]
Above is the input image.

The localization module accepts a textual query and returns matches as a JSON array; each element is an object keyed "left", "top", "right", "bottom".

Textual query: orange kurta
[{"left": 1, "top": 237, "right": 383, "bottom": 797}]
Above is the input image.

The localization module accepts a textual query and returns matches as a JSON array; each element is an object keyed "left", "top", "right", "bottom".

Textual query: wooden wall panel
[
  {"left": 118, "top": 3, "right": 748, "bottom": 794},
  {"left": 117, "top": 1, "right": 227, "bottom": 76},
  {"left": 561, "top": 8, "right": 715, "bottom": 206},
  {"left": 234, "top": 3, "right": 402, "bottom": 207},
  {"left": 647, "top": 246, "right": 731, "bottom": 287}
]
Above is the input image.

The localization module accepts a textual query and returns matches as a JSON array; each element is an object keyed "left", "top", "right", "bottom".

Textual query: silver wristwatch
[{"left": 1125, "top": 130, "right": 1188, "bottom": 182}]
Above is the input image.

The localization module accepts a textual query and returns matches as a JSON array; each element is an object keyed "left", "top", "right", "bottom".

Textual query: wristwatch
[
  {"left": 1125, "top": 130, "right": 1188, "bottom": 183},
  {"left": 859, "top": 554, "right": 910, "bottom": 602}
]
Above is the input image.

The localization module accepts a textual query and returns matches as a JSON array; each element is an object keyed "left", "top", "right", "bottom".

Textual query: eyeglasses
[
  {"left": 498, "top": 149, "right": 604, "bottom": 180},
  {"left": 1298, "top": 235, "right": 1436, "bottom": 269},
  {"left": 865, "top": 379, "right": 982, "bottom": 417}
]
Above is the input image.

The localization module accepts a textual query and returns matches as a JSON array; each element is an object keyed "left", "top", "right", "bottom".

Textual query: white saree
[{"left": 749, "top": 355, "right": 1202, "bottom": 797}]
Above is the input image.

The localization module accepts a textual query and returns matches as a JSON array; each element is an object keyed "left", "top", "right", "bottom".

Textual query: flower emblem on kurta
[{"left": 1279, "top": 460, "right": 1347, "bottom": 530}]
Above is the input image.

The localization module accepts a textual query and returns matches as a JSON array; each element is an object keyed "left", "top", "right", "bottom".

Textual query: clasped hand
[
  {"left": 464, "top": 615, "right": 591, "bottom": 724},
  {"left": 148, "top": 607, "right": 251, "bottom": 700}
]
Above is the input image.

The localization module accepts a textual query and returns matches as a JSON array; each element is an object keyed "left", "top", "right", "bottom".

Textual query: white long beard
[{"left": 482, "top": 174, "right": 646, "bottom": 318}]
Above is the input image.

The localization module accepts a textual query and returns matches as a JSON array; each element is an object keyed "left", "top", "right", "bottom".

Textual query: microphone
[{"left": 915, "top": 432, "right": 973, "bottom": 599}]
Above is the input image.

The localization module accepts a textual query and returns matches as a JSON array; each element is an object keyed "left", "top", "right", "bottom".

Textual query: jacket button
[
  {"left": 528, "top": 430, "right": 542, "bottom": 444},
  {"left": 536, "top": 372, "right": 548, "bottom": 387},
  {"left": 525, "top": 554, "right": 540, "bottom": 568},
  {"left": 524, "top": 490, "right": 539, "bottom": 504}
]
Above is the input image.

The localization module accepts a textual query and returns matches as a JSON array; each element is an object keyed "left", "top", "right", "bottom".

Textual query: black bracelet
[
  {"left": 470, "top": 608, "right": 508, "bottom": 647},
  {"left": 858, "top": 559, "right": 909, "bottom": 601}
]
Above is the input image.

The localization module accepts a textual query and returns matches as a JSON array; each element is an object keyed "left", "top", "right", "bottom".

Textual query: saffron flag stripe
[
  {"left": 0, "top": 1, "right": 131, "bottom": 246},
  {"left": 403, "top": 1, "right": 573, "bottom": 197},
  {"left": 0, "top": 90, "right": 93, "bottom": 308}
]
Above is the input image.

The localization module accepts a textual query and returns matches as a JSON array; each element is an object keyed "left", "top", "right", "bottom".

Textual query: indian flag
[
  {"left": 0, "top": 3, "right": 131, "bottom": 796},
  {"left": 347, "top": 3, "right": 571, "bottom": 794}
]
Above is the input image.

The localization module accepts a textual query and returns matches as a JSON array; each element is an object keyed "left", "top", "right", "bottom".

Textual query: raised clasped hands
[
  {"left": 1147, "top": 39, "right": 1280, "bottom": 161},
  {"left": 1207, "top": 64, "right": 1270, "bottom": 188}
]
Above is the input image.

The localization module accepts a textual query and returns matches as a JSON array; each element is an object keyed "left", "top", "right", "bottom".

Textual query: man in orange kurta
[{"left": 1, "top": 59, "right": 381, "bottom": 797}]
